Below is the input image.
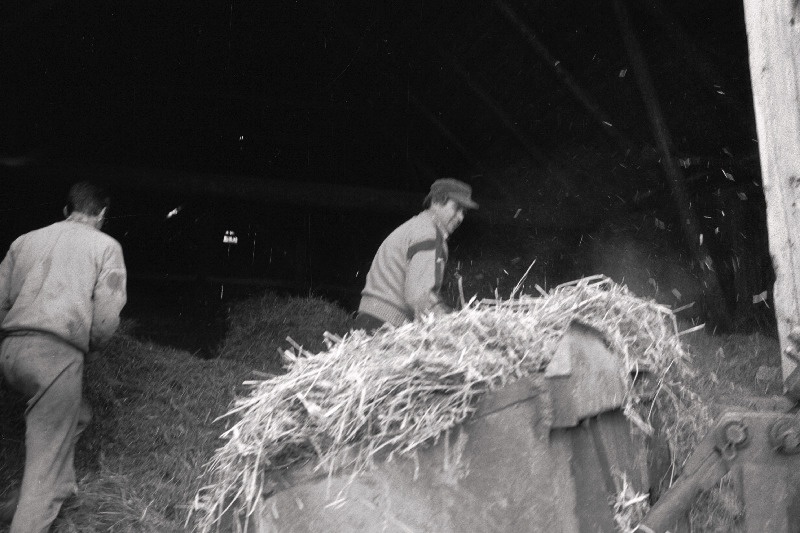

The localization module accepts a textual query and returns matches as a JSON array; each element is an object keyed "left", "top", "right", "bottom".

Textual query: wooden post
[{"left": 743, "top": 0, "right": 800, "bottom": 384}]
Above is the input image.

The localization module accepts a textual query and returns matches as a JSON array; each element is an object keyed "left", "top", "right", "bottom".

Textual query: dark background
[{"left": 0, "top": 0, "right": 773, "bottom": 349}]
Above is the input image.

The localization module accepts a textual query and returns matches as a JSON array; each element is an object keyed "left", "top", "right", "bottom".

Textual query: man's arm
[
  {"left": 404, "top": 238, "right": 450, "bottom": 318},
  {"left": 0, "top": 248, "right": 14, "bottom": 327},
  {"left": 90, "top": 243, "right": 127, "bottom": 351}
]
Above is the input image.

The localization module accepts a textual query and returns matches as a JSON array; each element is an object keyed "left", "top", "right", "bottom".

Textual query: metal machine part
[{"left": 636, "top": 410, "right": 800, "bottom": 533}]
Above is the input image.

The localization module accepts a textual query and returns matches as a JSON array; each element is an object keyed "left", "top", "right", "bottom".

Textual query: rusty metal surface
[
  {"left": 256, "top": 396, "right": 573, "bottom": 532},
  {"left": 256, "top": 409, "right": 652, "bottom": 532},
  {"left": 639, "top": 410, "right": 800, "bottom": 533},
  {"left": 557, "top": 412, "right": 651, "bottom": 533},
  {"left": 546, "top": 322, "right": 629, "bottom": 428}
]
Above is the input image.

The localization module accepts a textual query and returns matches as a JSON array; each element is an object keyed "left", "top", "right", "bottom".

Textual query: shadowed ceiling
[{"left": 1, "top": 0, "right": 756, "bottom": 195}]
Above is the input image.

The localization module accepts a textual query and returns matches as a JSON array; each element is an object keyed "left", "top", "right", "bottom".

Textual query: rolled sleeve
[{"left": 0, "top": 248, "right": 13, "bottom": 326}]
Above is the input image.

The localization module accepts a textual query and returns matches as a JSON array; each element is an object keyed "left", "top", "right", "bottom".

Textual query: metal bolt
[
  {"left": 723, "top": 420, "right": 748, "bottom": 446},
  {"left": 715, "top": 418, "right": 749, "bottom": 460},
  {"left": 770, "top": 418, "right": 800, "bottom": 454},
  {"left": 781, "top": 431, "right": 800, "bottom": 452}
]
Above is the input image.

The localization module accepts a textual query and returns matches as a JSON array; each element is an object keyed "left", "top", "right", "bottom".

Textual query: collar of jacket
[
  {"left": 66, "top": 213, "right": 101, "bottom": 228},
  {"left": 421, "top": 209, "right": 449, "bottom": 240}
]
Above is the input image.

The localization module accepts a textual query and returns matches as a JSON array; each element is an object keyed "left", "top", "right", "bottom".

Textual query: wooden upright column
[{"left": 743, "top": 0, "right": 800, "bottom": 383}]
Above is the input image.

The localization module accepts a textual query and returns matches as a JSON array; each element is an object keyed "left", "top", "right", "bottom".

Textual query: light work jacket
[
  {"left": 0, "top": 219, "right": 127, "bottom": 352},
  {"left": 359, "top": 210, "right": 450, "bottom": 326}
]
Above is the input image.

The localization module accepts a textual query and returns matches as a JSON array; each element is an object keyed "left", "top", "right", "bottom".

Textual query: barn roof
[{"left": 2, "top": 0, "right": 757, "bottom": 204}]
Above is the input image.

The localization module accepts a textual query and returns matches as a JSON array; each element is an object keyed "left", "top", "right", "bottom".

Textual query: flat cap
[{"left": 426, "top": 178, "right": 479, "bottom": 209}]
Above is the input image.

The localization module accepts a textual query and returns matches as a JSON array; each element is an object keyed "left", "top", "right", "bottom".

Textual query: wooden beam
[
  {"left": 407, "top": 92, "right": 484, "bottom": 170},
  {"left": 613, "top": 0, "right": 730, "bottom": 329},
  {"left": 26, "top": 166, "right": 421, "bottom": 214},
  {"left": 432, "top": 45, "right": 584, "bottom": 194},
  {"left": 15, "top": 165, "right": 597, "bottom": 229},
  {"left": 642, "top": 0, "right": 727, "bottom": 86},
  {"left": 492, "top": 0, "right": 635, "bottom": 154},
  {"left": 434, "top": 45, "right": 551, "bottom": 167},
  {"left": 640, "top": 0, "right": 756, "bottom": 137},
  {"left": 743, "top": 0, "right": 800, "bottom": 383}
]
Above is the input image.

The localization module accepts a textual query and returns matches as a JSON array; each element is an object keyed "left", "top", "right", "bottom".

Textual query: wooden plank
[
  {"left": 743, "top": 0, "right": 800, "bottom": 383},
  {"left": 6, "top": 166, "right": 599, "bottom": 229}
]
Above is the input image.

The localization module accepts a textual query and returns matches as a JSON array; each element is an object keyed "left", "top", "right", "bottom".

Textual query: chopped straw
[
  {"left": 613, "top": 471, "right": 651, "bottom": 533},
  {"left": 191, "top": 275, "right": 694, "bottom": 531}
]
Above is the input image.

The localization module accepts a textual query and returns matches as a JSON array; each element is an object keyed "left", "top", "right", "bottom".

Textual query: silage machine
[
  {"left": 635, "top": 343, "right": 800, "bottom": 533},
  {"left": 235, "top": 322, "right": 800, "bottom": 532}
]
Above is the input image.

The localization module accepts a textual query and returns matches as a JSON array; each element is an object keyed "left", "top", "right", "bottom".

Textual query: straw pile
[{"left": 193, "top": 275, "right": 706, "bottom": 531}]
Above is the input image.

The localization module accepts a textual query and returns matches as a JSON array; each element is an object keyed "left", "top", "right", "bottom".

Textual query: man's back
[{"left": 0, "top": 219, "right": 127, "bottom": 353}]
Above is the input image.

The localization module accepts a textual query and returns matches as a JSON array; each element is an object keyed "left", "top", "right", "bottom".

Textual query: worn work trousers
[{"left": 0, "top": 334, "right": 91, "bottom": 533}]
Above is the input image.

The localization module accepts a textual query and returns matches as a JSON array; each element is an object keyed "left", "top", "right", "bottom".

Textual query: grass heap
[
  {"left": 0, "top": 322, "right": 237, "bottom": 533},
  {"left": 193, "top": 275, "right": 705, "bottom": 532},
  {"left": 218, "top": 291, "right": 353, "bottom": 372},
  {"left": 0, "top": 292, "right": 352, "bottom": 533}
]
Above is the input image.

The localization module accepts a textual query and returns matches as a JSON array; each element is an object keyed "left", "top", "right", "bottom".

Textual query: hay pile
[
  {"left": 70, "top": 322, "right": 254, "bottom": 532},
  {"left": 1, "top": 292, "right": 352, "bottom": 533},
  {"left": 0, "top": 321, "right": 224, "bottom": 533},
  {"left": 218, "top": 291, "right": 352, "bottom": 371},
  {"left": 193, "top": 275, "right": 709, "bottom": 531}
]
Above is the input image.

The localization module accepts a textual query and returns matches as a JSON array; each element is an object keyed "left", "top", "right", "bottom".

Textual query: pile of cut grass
[
  {"left": 192, "top": 275, "right": 709, "bottom": 532},
  {"left": 73, "top": 325, "right": 254, "bottom": 531},
  {"left": 682, "top": 330, "right": 783, "bottom": 402},
  {"left": 0, "top": 292, "right": 353, "bottom": 533},
  {"left": 218, "top": 291, "right": 353, "bottom": 372}
]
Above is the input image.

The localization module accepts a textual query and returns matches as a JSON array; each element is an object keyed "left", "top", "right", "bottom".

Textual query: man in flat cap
[{"left": 354, "top": 178, "right": 478, "bottom": 332}]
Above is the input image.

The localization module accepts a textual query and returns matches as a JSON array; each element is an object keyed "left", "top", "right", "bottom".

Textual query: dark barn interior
[
  {"left": 1, "top": 0, "right": 773, "bottom": 352},
  {"left": 4, "top": 2, "right": 799, "bottom": 531}
]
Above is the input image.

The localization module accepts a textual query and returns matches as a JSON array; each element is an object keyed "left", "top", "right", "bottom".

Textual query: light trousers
[{"left": 1, "top": 334, "right": 91, "bottom": 533}]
